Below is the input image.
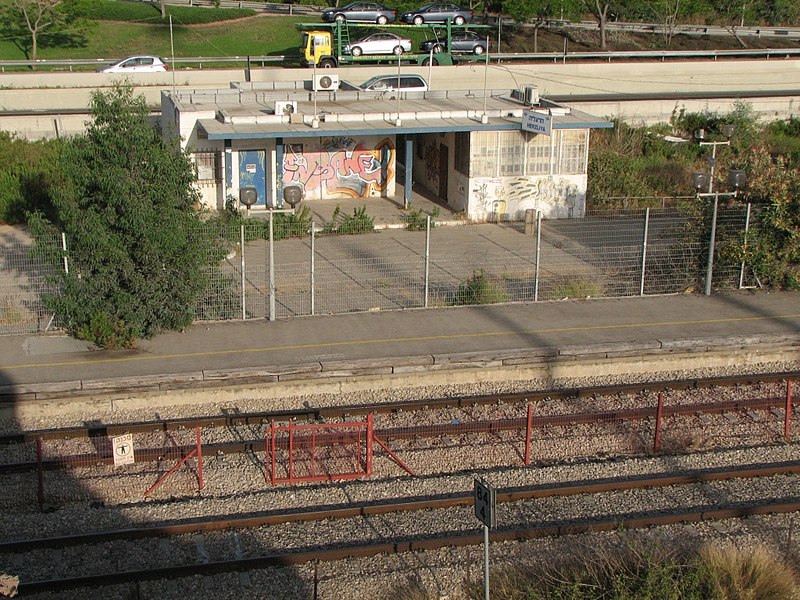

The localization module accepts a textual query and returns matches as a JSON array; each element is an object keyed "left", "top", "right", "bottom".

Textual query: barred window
[
  {"left": 469, "top": 129, "right": 587, "bottom": 178},
  {"left": 556, "top": 129, "right": 587, "bottom": 174},
  {"left": 471, "top": 131, "right": 498, "bottom": 177},
  {"left": 454, "top": 132, "right": 470, "bottom": 176},
  {"left": 194, "top": 151, "right": 221, "bottom": 182},
  {"left": 498, "top": 131, "right": 525, "bottom": 177},
  {"left": 525, "top": 131, "right": 551, "bottom": 175}
]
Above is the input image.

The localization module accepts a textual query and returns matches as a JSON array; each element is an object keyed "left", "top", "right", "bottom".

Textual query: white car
[
  {"left": 344, "top": 33, "right": 412, "bottom": 56},
  {"left": 359, "top": 74, "right": 429, "bottom": 92},
  {"left": 99, "top": 55, "right": 169, "bottom": 73}
]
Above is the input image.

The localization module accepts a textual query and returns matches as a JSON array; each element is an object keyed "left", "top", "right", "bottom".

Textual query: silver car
[
  {"left": 321, "top": 2, "right": 397, "bottom": 24},
  {"left": 345, "top": 33, "right": 412, "bottom": 56},
  {"left": 359, "top": 74, "right": 428, "bottom": 91},
  {"left": 99, "top": 55, "right": 169, "bottom": 73}
]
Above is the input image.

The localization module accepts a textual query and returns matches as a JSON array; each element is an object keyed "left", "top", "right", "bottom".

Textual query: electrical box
[
  {"left": 314, "top": 73, "right": 340, "bottom": 91},
  {"left": 274, "top": 101, "right": 298, "bottom": 116}
]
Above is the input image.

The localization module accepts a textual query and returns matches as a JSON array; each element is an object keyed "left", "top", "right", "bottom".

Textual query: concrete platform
[{"left": 1, "top": 289, "right": 799, "bottom": 416}]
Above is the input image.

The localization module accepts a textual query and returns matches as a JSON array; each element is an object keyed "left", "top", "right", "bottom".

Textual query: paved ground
[
  {"left": 1, "top": 289, "right": 799, "bottom": 391},
  {"left": 1, "top": 188, "right": 799, "bottom": 395}
]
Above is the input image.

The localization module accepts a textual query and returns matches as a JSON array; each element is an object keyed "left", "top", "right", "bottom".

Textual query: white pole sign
[{"left": 522, "top": 109, "right": 552, "bottom": 136}]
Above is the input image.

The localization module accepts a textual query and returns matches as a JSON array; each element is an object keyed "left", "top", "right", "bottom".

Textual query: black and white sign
[
  {"left": 112, "top": 433, "right": 135, "bottom": 466},
  {"left": 474, "top": 478, "right": 496, "bottom": 528}
]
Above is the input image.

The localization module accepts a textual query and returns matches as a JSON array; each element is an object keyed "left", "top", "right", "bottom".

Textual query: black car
[
  {"left": 400, "top": 3, "right": 473, "bottom": 25},
  {"left": 420, "top": 30, "right": 492, "bottom": 54},
  {"left": 321, "top": 1, "right": 397, "bottom": 24}
]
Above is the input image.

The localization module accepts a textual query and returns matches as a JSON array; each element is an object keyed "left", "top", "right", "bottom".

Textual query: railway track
[
  {"left": 2, "top": 371, "right": 796, "bottom": 445},
  {"left": 0, "top": 372, "right": 794, "bottom": 480},
  {"left": 9, "top": 460, "right": 800, "bottom": 595}
]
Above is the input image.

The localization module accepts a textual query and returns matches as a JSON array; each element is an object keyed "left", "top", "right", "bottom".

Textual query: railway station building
[{"left": 161, "top": 79, "right": 611, "bottom": 221}]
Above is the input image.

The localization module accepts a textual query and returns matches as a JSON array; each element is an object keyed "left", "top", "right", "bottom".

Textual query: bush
[
  {"left": 321, "top": 205, "right": 375, "bottom": 234},
  {"left": 0, "top": 133, "right": 61, "bottom": 225},
  {"left": 452, "top": 270, "right": 508, "bottom": 305},
  {"left": 29, "top": 84, "right": 225, "bottom": 348},
  {"left": 404, "top": 207, "right": 438, "bottom": 231}
]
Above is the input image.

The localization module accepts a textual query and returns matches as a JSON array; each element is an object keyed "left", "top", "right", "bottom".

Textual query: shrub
[
  {"left": 321, "top": 205, "right": 375, "bottom": 235},
  {"left": 452, "top": 270, "right": 508, "bottom": 305},
  {"left": 404, "top": 207, "right": 438, "bottom": 231},
  {"left": 701, "top": 543, "right": 800, "bottom": 600}
]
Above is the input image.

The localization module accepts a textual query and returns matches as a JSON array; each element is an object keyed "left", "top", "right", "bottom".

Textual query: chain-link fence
[{"left": 0, "top": 204, "right": 761, "bottom": 335}]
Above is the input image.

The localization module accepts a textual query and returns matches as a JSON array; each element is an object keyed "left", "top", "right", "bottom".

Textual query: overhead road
[{"left": 4, "top": 46, "right": 800, "bottom": 72}]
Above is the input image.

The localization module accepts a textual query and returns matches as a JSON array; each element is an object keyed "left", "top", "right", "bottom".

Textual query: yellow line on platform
[{"left": 5, "top": 313, "right": 800, "bottom": 371}]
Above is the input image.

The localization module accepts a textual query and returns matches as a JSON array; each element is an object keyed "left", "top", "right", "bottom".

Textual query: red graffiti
[{"left": 283, "top": 139, "right": 395, "bottom": 198}]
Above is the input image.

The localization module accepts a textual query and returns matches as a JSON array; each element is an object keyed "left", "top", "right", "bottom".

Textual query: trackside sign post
[
  {"left": 522, "top": 109, "right": 552, "bottom": 136},
  {"left": 474, "top": 478, "right": 496, "bottom": 600},
  {"left": 112, "top": 433, "right": 135, "bottom": 466}
]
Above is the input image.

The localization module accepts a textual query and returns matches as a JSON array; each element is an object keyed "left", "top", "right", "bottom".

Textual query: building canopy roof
[{"left": 168, "top": 81, "right": 612, "bottom": 141}]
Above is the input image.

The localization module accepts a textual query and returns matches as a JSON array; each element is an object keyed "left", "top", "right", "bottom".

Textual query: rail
[{"left": 12, "top": 464, "right": 800, "bottom": 594}]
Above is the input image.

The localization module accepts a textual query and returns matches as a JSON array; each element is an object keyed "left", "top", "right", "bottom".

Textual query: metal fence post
[
  {"left": 269, "top": 210, "right": 275, "bottom": 321},
  {"left": 36, "top": 437, "right": 44, "bottom": 510},
  {"left": 739, "top": 202, "right": 752, "bottom": 289},
  {"left": 705, "top": 194, "right": 719, "bottom": 296},
  {"left": 240, "top": 224, "right": 246, "bottom": 320},
  {"left": 639, "top": 207, "right": 650, "bottom": 296},
  {"left": 534, "top": 211, "right": 542, "bottom": 301},
  {"left": 196, "top": 427, "right": 204, "bottom": 491},
  {"left": 785, "top": 379, "right": 793, "bottom": 442},
  {"left": 424, "top": 216, "right": 431, "bottom": 308},
  {"left": 60, "top": 232, "right": 69, "bottom": 274},
  {"left": 311, "top": 223, "right": 316, "bottom": 316},
  {"left": 524, "top": 403, "right": 533, "bottom": 465},
  {"left": 653, "top": 392, "right": 663, "bottom": 453}
]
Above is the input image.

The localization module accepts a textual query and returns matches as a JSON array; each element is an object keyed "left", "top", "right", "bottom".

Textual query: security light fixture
[{"left": 283, "top": 185, "right": 303, "bottom": 208}]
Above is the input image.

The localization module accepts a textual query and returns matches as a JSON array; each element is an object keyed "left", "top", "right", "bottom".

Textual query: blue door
[{"left": 238, "top": 150, "right": 267, "bottom": 207}]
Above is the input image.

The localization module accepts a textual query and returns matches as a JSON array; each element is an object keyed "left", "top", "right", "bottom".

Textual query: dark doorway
[{"left": 438, "top": 144, "right": 448, "bottom": 201}]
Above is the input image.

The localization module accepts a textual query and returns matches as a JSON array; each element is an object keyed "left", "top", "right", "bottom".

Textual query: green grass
[
  {"left": 0, "top": 3, "right": 308, "bottom": 61},
  {"left": 0, "top": 0, "right": 446, "bottom": 63}
]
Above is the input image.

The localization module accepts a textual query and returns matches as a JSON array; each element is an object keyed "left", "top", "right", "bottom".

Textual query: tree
[
  {"left": 503, "top": 0, "right": 579, "bottom": 52},
  {"left": 646, "top": 0, "right": 687, "bottom": 47},
  {"left": 579, "top": 0, "right": 615, "bottom": 49},
  {"left": 0, "top": 0, "right": 87, "bottom": 67},
  {"left": 737, "top": 145, "right": 800, "bottom": 289},
  {"left": 708, "top": 0, "right": 759, "bottom": 47},
  {"left": 29, "top": 84, "right": 225, "bottom": 348}
]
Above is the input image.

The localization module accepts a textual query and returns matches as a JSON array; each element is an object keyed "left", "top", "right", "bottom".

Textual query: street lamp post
[
  {"left": 691, "top": 125, "right": 743, "bottom": 296},
  {"left": 693, "top": 169, "right": 747, "bottom": 296}
]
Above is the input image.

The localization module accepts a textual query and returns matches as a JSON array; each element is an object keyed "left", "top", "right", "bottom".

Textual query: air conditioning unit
[
  {"left": 274, "top": 101, "right": 298, "bottom": 116},
  {"left": 523, "top": 85, "right": 539, "bottom": 106},
  {"left": 313, "top": 73, "right": 340, "bottom": 92}
]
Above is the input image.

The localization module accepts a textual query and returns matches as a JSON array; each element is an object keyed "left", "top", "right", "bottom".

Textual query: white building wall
[{"left": 467, "top": 174, "right": 587, "bottom": 221}]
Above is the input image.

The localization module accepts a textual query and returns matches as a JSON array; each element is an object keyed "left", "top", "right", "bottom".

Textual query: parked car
[
  {"left": 359, "top": 74, "right": 428, "bottom": 92},
  {"left": 400, "top": 3, "right": 473, "bottom": 25},
  {"left": 321, "top": 1, "right": 397, "bottom": 23},
  {"left": 345, "top": 33, "right": 412, "bottom": 56},
  {"left": 420, "top": 30, "right": 492, "bottom": 54},
  {"left": 99, "top": 55, "right": 169, "bottom": 73}
]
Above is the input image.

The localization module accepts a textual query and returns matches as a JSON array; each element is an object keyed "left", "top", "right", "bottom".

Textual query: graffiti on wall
[
  {"left": 283, "top": 137, "right": 395, "bottom": 198},
  {"left": 472, "top": 176, "right": 581, "bottom": 220},
  {"left": 422, "top": 138, "right": 441, "bottom": 186}
]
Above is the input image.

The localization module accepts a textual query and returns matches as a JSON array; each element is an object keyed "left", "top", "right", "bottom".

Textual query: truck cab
[{"left": 301, "top": 30, "right": 337, "bottom": 68}]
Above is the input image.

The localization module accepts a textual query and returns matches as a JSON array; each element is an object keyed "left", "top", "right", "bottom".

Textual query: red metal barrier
[
  {"left": 144, "top": 428, "right": 204, "bottom": 498},
  {"left": 268, "top": 419, "right": 372, "bottom": 484}
]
